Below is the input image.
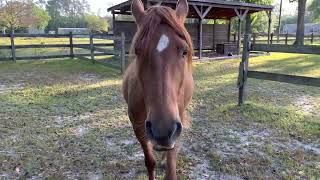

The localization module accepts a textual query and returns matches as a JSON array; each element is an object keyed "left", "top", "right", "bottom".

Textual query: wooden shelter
[{"left": 108, "top": 0, "right": 273, "bottom": 58}]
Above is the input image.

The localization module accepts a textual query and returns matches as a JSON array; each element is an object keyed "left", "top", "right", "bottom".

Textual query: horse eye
[{"left": 182, "top": 49, "right": 188, "bottom": 57}]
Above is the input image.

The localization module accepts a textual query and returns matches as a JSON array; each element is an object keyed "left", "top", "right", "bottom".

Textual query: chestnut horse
[{"left": 122, "top": 0, "right": 193, "bottom": 179}]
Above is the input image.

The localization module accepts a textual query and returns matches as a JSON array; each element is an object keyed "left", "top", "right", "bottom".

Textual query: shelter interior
[{"left": 108, "top": 0, "right": 274, "bottom": 59}]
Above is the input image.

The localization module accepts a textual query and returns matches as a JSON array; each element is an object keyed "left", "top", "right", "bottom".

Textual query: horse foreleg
[
  {"left": 133, "top": 126, "right": 156, "bottom": 180},
  {"left": 165, "top": 143, "right": 179, "bottom": 180},
  {"left": 141, "top": 141, "right": 156, "bottom": 180}
]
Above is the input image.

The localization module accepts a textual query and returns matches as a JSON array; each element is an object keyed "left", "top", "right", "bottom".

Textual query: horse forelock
[{"left": 130, "top": 6, "right": 193, "bottom": 68}]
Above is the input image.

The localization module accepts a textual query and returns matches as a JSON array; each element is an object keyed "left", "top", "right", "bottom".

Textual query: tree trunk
[{"left": 294, "top": 0, "right": 307, "bottom": 45}]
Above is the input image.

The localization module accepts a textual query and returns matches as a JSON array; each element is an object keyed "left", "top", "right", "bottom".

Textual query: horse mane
[{"left": 130, "top": 5, "right": 193, "bottom": 68}]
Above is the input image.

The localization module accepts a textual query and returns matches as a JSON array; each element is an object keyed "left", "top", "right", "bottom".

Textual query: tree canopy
[
  {"left": 0, "top": 0, "right": 36, "bottom": 32},
  {"left": 45, "top": 0, "right": 90, "bottom": 31},
  {"left": 84, "top": 14, "right": 108, "bottom": 33},
  {"left": 32, "top": 4, "right": 51, "bottom": 29},
  {"left": 308, "top": 0, "right": 320, "bottom": 23}
]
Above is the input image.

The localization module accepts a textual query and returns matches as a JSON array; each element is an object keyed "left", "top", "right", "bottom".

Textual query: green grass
[{"left": 0, "top": 52, "right": 319, "bottom": 179}]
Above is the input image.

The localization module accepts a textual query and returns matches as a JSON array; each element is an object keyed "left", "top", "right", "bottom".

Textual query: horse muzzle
[{"left": 145, "top": 119, "right": 182, "bottom": 151}]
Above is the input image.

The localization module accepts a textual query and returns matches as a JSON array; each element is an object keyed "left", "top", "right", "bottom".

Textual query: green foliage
[
  {"left": 233, "top": 0, "right": 274, "bottom": 5},
  {"left": 45, "top": 0, "right": 89, "bottom": 31},
  {"left": 229, "top": 0, "right": 274, "bottom": 33},
  {"left": 32, "top": 5, "right": 51, "bottom": 29},
  {"left": 0, "top": 0, "right": 35, "bottom": 31},
  {"left": 251, "top": 12, "right": 269, "bottom": 33},
  {"left": 84, "top": 14, "right": 108, "bottom": 33},
  {"left": 308, "top": 0, "right": 320, "bottom": 23}
]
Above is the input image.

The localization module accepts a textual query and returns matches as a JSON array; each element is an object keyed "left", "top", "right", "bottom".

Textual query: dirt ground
[{"left": 0, "top": 55, "right": 319, "bottom": 179}]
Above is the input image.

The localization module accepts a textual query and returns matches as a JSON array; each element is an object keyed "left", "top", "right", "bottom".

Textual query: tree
[
  {"left": 46, "top": 0, "right": 89, "bottom": 31},
  {"left": 31, "top": 4, "right": 51, "bottom": 29},
  {"left": 308, "top": 0, "right": 320, "bottom": 22},
  {"left": 84, "top": 14, "right": 108, "bottom": 33},
  {"left": 290, "top": 0, "right": 307, "bottom": 45},
  {"left": 0, "top": 0, "right": 36, "bottom": 32}
]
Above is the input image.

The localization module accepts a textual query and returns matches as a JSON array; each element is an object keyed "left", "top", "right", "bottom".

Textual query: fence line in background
[
  {"left": 0, "top": 33, "right": 127, "bottom": 73},
  {"left": 238, "top": 33, "right": 320, "bottom": 105}
]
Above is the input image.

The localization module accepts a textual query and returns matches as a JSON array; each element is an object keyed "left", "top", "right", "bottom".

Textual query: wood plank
[
  {"left": 248, "top": 71, "right": 320, "bottom": 87},
  {"left": 13, "top": 55, "right": 71, "bottom": 60},
  {"left": 14, "top": 44, "right": 71, "bottom": 49},
  {"left": 0, "top": 45, "right": 11, "bottom": 49},
  {"left": 121, "top": 32, "right": 126, "bottom": 73},
  {"left": 0, "top": 53, "right": 113, "bottom": 61},
  {"left": 74, "top": 43, "right": 114, "bottom": 47},
  {"left": 252, "top": 44, "right": 320, "bottom": 54},
  {"left": 0, "top": 34, "right": 69, "bottom": 38},
  {"left": 0, "top": 43, "right": 113, "bottom": 50},
  {"left": 0, "top": 33, "right": 116, "bottom": 39}
]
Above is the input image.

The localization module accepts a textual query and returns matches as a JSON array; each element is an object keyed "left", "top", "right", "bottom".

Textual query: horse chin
[{"left": 153, "top": 143, "right": 175, "bottom": 151}]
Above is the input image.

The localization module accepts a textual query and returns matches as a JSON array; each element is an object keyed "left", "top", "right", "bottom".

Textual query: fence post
[
  {"left": 120, "top": 32, "right": 126, "bottom": 74},
  {"left": 252, "top": 33, "right": 256, "bottom": 45},
  {"left": 285, "top": 33, "right": 288, "bottom": 45},
  {"left": 10, "top": 32, "right": 16, "bottom": 62},
  {"left": 311, "top": 33, "right": 314, "bottom": 44},
  {"left": 69, "top": 32, "right": 74, "bottom": 59},
  {"left": 233, "top": 33, "right": 237, "bottom": 43},
  {"left": 238, "top": 34, "right": 251, "bottom": 106},
  {"left": 90, "top": 33, "right": 94, "bottom": 63},
  {"left": 270, "top": 33, "right": 274, "bottom": 44}
]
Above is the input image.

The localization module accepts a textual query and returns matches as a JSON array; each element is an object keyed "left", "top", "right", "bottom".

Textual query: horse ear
[
  {"left": 131, "top": 0, "right": 145, "bottom": 26},
  {"left": 176, "top": 0, "right": 188, "bottom": 23}
]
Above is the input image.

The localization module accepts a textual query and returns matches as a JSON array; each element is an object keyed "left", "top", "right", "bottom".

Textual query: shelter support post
[
  {"left": 237, "top": 18, "right": 241, "bottom": 54},
  {"left": 112, "top": 12, "right": 116, "bottom": 33},
  {"left": 193, "top": 5, "right": 212, "bottom": 59},
  {"left": 198, "top": 18, "right": 203, "bottom": 59},
  {"left": 277, "top": 0, "right": 283, "bottom": 43},
  {"left": 212, "top": 20, "right": 215, "bottom": 52},
  {"left": 227, "top": 18, "right": 231, "bottom": 42},
  {"left": 121, "top": 32, "right": 126, "bottom": 74},
  {"left": 267, "top": 11, "right": 272, "bottom": 44},
  {"left": 234, "top": 8, "right": 248, "bottom": 55}
]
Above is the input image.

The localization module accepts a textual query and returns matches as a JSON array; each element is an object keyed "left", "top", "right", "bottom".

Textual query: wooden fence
[
  {"left": 237, "top": 34, "right": 320, "bottom": 105},
  {"left": 252, "top": 33, "right": 320, "bottom": 45},
  {"left": 0, "top": 32, "right": 126, "bottom": 73}
]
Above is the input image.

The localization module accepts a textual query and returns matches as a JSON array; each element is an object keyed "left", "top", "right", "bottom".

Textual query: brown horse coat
[{"left": 122, "top": 0, "right": 194, "bottom": 179}]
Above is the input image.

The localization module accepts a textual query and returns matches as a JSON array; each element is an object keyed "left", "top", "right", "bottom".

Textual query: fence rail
[
  {"left": 252, "top": 33, "right": 320, "bottom": 45},
  {"left": 237, "top": 34, "right": 320, "bottom": 105},
  {"left": 0, "top": 32, "right": 126, "bottom": 73},
  {"left": 251, "top": 44, "right": 320, "bottom": 54}
]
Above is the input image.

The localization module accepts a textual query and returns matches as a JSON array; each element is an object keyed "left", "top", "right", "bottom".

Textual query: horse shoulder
[{"left": 122, "top": 61, "right": 145, "bottom": 119}]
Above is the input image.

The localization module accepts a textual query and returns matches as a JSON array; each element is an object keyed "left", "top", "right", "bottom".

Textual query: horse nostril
[{"left": 169, "top": 121, "right": 182, "bottom": 139}]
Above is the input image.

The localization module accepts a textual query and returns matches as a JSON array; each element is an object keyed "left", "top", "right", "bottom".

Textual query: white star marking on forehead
[{"left": 156, "top": 34, "right": 169, "bottom": 52}]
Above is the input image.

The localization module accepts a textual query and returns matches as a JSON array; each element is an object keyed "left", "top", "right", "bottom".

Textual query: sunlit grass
[{"left": 0, "top": 52, "right": 319, "bottom": 178}]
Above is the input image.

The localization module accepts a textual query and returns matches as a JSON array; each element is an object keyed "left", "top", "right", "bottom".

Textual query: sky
[{"left": 87, "top": 0, "right": 298, "bottom": 16}]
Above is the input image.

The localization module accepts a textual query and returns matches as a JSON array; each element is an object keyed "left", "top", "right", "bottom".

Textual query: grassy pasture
[{"left": 0, "top": 53, "right": 319, "bottom": 179}]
